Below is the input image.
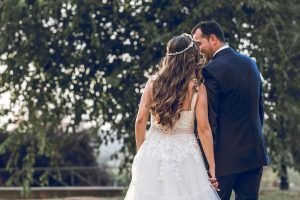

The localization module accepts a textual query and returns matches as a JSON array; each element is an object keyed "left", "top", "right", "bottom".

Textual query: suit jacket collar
[{"left": 212, "top": 47, "right": 235, "bottom": 60}]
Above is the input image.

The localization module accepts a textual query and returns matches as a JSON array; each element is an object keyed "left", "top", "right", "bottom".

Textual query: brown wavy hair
[{"left": 151, "top": 34, "right": 204, "bottom": 129}]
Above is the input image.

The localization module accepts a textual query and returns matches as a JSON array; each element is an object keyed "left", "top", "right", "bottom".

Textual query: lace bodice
[
  {"left": 150, "top": 92, "right": 198, "bottom": 133},
  {"left": 135, "top": 92, "right": 200, "bottom": 182}
]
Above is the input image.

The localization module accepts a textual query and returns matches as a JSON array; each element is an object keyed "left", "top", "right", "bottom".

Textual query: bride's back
[
  {"left": 148, "top": 34, "right": 202, "bottom": 130},
  {"left": 150, "top": 77, "right": 198, "bottom": 133}
]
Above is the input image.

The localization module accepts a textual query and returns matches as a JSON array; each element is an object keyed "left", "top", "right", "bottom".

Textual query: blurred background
[{"left": 0, "top": 0, "right": 299, "bottom": 199}]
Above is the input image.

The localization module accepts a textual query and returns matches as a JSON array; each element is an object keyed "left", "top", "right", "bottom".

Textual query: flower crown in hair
[{"left": 166, "top": 33, "right": 194, "bottom": 56}]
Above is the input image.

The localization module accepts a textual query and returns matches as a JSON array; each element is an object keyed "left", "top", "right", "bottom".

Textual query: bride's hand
[{"left": 208, "top": 167, "right": 220, "bottom": 191}]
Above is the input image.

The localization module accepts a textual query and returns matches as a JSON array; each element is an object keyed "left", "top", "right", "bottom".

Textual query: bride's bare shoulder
[
  {"left": 150, "top": 74, "right": 158, "bottom": 81},
  {"left": 188, "top": 78, "right": 200, "bottom": 93},
  {"left": 147, "top": 74, "right": 158, "bottom": 87},
  {"left": 145, "top": 74, "right": 157, "bottom": 92},
  {"left": 196, "top": 82, "right": 207, "bottom": 95}
]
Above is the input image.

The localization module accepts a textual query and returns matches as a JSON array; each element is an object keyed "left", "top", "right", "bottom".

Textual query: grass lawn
[
  {"left": 100, "top": 191, "right": 300, "bottom": 200},
  {"left": 100, "top": 190, "right": 300, "bottom": 200},
  {"left": 20, "top": 167, "right": 300, "bottom": 200},
  {"left": 228, "top": 190, "right": 300, "bottom": 200},
  {"left": 259, "top": 191, "right": 300, "bottom": 200},
  {"left": 22, "top": 190, "right": 300, "bottom": 200}
]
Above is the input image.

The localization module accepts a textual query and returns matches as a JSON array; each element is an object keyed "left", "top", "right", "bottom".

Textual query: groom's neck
[{"left": 213, "top": 42, "right": 226, "bottom": 53}]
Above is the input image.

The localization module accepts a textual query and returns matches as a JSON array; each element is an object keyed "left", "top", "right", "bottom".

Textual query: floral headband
[{"left": 166, "top": 33, "right": 194, "bottom": 56}]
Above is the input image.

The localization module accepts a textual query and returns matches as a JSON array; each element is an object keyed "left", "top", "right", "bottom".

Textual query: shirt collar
[{"left": 213, "top": 44, "right": 230, "bottom": 58}]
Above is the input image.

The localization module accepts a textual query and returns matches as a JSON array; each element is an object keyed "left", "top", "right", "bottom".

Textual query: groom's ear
[{"left": 209, "top": 34, "right": 219, "bottom": 45}]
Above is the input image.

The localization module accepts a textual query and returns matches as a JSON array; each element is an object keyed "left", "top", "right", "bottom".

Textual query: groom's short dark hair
[{"left": 191, "top": 20, "right": 225, "bottom": 42}]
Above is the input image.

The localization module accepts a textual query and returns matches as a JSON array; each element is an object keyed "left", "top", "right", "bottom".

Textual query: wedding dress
[{"left": 124, "top": 93, "right": 220, "bottom": 200}]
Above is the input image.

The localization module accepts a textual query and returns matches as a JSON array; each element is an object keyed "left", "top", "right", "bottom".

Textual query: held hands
[{"left": 208, "top": 167, "right": 220, "bottom": 191}]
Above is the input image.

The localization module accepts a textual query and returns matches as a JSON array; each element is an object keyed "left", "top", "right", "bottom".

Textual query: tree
[
  {"left": 0, "top": 130, "right": 111, "bottom": 189},
  {"left": 241, "top": 1, "right": 300, "bottom": 190},
  {"left": 0, "top": 0, "right": 299, "bottom": 190}
]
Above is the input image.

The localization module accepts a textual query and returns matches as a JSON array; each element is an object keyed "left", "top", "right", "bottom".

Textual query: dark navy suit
[{"left": 202, "top": 47, "right": 270, "bottom": 200}]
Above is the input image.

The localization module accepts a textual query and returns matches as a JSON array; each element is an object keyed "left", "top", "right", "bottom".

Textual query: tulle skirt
[{"left": 124, "top": 127, "right": 220, "bottom": 200}]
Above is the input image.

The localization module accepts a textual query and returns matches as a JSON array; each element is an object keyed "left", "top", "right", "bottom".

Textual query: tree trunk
[{"left": 279, "top": 163, "right": 289, "bottom": 190}]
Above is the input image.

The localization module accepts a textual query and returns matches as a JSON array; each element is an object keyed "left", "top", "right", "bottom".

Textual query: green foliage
[
  {"left": 0, "top": 0, "right": 299, "bottom": 190},
  {"left": 0, "top": 130, "right": 110, "bottom": 189}
]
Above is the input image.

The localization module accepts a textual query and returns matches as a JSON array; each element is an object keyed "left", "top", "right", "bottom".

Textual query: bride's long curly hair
[{"left": 151, "top": 34, "right": 204, "bottom": 129}]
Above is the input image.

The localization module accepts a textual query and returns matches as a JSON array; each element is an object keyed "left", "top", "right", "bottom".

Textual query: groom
[{"left": 191, "top": 21, "right": 270, "bottom": 200}]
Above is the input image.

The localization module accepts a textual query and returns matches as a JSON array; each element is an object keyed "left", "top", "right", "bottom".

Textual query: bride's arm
[
  {"left": 195, "top": 84, "right": 216, "bottom": 177},
  {"left": 135, "top": 78, "right": 153, "bottom": 151}
]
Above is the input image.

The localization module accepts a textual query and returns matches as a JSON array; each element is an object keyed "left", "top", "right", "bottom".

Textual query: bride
[{"left": 124, "top": 33, "right": 220, "bottom": 200}]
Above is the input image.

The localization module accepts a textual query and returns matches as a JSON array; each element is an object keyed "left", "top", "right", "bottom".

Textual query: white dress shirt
[{"left": 213, "top": 44, "right": 230, "bottom": 58}]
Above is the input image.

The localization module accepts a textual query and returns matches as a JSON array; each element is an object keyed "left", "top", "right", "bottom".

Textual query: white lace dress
[{"left": 124, "top": 94, "right": 220, "bottom": 200}]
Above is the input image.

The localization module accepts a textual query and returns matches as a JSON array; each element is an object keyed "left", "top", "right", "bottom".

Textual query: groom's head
[{"left": 191, "top": 20, "right": 225, "bottom": 61}]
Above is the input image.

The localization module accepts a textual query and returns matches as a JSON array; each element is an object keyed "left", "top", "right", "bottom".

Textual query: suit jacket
[{"left": 202, "top": 47, "right": 270, "bottom": 177}]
